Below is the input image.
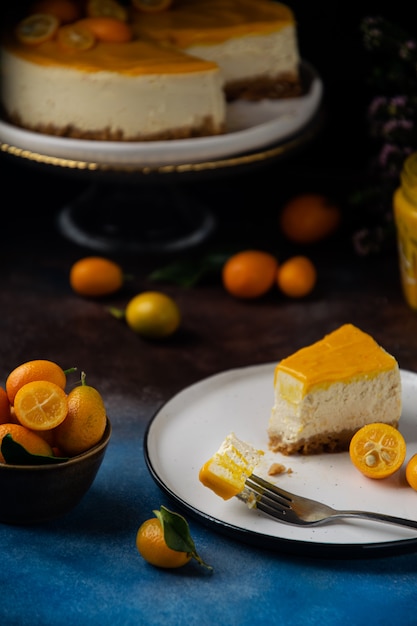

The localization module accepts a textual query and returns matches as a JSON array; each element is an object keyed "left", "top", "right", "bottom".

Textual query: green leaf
[
  {"left": 148, "top": 252, "right": 231, "bottom": 288},
  {"left": 154, "top": 506, "right": 213, "bottom": 571},
  {"left": 107, "top": 306, "right": 126, "bottom": 320},
  {"left": 1, "top": 435, "right": 69, "bottom": 465}
]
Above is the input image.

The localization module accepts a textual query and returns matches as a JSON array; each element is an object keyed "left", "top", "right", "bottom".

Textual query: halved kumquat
[
  {"left": 349, "top": 423, "right": 406, "bottom": 479},
  {"left": 57, "top": 22, "right": 96, "bottom": 50},
  {"left": 16, "top": 14, "right": 60, "bottom": 45},
  {"left": 86, "top": 0, "right": 128, "bottom": 21},
  {"left": 14, "top": 380, "right": 69, "bottom": 431}
]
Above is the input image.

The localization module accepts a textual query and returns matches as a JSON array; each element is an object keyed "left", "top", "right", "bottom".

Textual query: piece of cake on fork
[{"left": 199, "top": 432, "right": 264, "bottom": 500}]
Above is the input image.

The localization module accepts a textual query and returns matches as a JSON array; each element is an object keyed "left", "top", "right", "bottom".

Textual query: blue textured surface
[{"left": 1, "top": 413, "right": 417, "bottom": 626}]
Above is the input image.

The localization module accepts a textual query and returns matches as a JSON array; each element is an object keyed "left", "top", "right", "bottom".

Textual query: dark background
[{"left": 1, "top": 1, "right": 415, "bottom": 254}]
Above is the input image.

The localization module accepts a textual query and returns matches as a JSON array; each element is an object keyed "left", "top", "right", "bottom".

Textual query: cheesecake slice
[
  {"left": 268, "top": 324, "right": 402, "bottom": 455},
  {"left": 199, "top": 432, "right": 264, "bottom": 500}
]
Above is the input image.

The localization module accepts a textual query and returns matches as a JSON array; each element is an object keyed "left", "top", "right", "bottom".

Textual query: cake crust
[
  {"left": 269, "top": 420, "right": 400, "bottom": 456},
  {"left": 5, "top": 111, "right": 225, "bottom": 142},
  {"left": 225, "top": 72, "right": 301, "bottom": 101}
]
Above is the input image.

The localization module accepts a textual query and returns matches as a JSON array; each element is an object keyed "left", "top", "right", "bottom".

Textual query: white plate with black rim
[{"left": 144, "top": 363, "right": 417, "bottom": 558}]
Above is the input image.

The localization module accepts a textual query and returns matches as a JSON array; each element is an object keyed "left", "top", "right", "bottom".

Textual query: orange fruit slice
[
  {"left": 132, "top": 0, "right": 173, "bottom": 13},
  {"left": 57, "top": 22, "right": 96, "bottom": 51},
  {"left": 14, "top": 380, "right": 68, "bottom": 431},
  {"left": 16, "top": 13, "right": 60, "bottom": 45},
  {"left": 6, "top": 359, "right": 67, "bottom": 405},
  {"left": 86, "top": 0, "right": 128, "bottom": 21},
  {"left": 222, "top": 250, "right": 278, "bottom": 299},
  {"left": 0, "top": 423, "right": 53, "bottom": 463},
  {"left": 77, "top": 16, "right": 133, "bottom": 42},
  {"left": 349, "top": 423, "right": 406, "bottom": 479}
]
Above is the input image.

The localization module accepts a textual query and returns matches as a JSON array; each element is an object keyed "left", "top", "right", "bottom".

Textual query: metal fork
[{"left": 237, "top": 474, "right": 417, "bottom": 530}]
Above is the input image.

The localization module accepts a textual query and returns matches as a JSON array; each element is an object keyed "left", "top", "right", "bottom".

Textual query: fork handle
[{"left": 337, "top": 510, "right": 417, "bottom": 530}]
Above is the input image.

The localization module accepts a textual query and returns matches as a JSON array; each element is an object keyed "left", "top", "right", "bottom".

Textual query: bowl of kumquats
[{"left": 0, "top": 359, "right": 111, "bottom": 524}]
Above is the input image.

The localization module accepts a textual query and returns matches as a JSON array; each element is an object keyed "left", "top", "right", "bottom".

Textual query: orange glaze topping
[
  {"left": 132, "top": 0, "right": 296, "bottom": 48},
  {"left": 3, "top": 33, "right": 218, "bottom": 75},
  {"left": 274, "top": 324, "right": 398, "bottom": 391},
  {"left": 198, "top": 460, "right": 242, "bottom": 500},
  {"left": 3, "top": 0, "right": 295, "bottom": 75}
]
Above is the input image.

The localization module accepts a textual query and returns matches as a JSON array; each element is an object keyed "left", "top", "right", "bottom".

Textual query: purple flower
[
  {"left": 381, "top": 118, "right": 414, "bottom": 138},
  {"left": 391, "top": 96, "right": 408, "bottom": 106},
  {"left": 399, "top": 40, "right": 417, "bottom": 60},
  {"left": 378, "top": 143, "right": 402, "bottom": 168},
  {"left": 376, "top": 143, "right": 413, "bottom": 178},
  {"left": 352, "top": 16, "right": 417, "bottom": 255},
  {"left": 369, "top": 96, "right": 388, "bottom": 116}
]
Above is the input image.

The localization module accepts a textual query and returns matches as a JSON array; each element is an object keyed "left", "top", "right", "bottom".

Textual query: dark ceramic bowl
[{"left": 0, "top": 418, "right": 111, "bottom": 524}]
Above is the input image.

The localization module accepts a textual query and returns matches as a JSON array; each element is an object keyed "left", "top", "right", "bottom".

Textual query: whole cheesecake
[
  {"left": 0, "top": 0, "right": 301, "bottom": 141},
  {"left": 268, "top": 324, "right": 402, "bottom": 455}
]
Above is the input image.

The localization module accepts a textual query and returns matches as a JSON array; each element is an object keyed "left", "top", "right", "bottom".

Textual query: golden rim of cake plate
[{"left": 0, "top": 120, "right": 321, "bottom": 176}]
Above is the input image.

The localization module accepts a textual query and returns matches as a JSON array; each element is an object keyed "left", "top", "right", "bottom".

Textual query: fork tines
[{"left": 241, "top": 474, "right": 294, "bottom": 521}]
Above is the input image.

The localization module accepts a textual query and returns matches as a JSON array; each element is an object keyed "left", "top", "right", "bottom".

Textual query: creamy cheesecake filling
[
  {"left": 269, "top": 372, "right": 402, "bottom": 455},
  {"left": 186, "top": 26, "right": 300, "bottom": 100},
  {"left": 187, "top": 28, "right": 298, "bottom": 82}
]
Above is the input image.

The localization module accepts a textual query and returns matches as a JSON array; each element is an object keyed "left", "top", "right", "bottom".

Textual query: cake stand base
[{"left": 56, "top": 182, "right": 217, "bottom": 255}]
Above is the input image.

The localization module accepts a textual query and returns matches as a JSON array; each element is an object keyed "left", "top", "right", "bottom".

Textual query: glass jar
[{"left": 393, "top": 152, "right": 417, "bottom": 310}]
